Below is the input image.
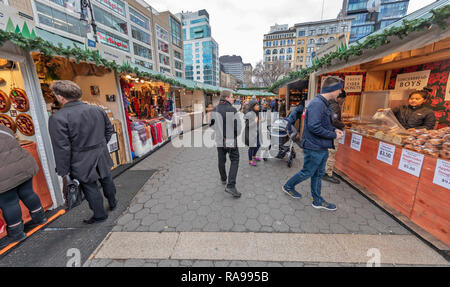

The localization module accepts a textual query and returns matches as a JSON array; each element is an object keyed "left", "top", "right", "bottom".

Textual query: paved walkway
[{"left": 84, "top": 128, "right": 449, "bottom": 267}]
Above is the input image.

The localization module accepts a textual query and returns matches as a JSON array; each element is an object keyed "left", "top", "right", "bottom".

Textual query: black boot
[
  {"left": 25, "top": 208, "right": 48, "bottom": 230},
  {"left": 0, "top": 222, "right": 27, "bottom": 249}
]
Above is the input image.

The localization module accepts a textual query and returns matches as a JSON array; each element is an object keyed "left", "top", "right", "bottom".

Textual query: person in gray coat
[
  {"left": 0, "top": 125, "right": 47, "bottom": 248},
  {"left": 48, "top": 80, "right": 117, "bottom": 224}
]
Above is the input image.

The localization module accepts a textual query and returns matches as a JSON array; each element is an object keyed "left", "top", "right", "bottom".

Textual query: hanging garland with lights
[{"left": 268, "top": 4, "right": 450, "bottom": 92}]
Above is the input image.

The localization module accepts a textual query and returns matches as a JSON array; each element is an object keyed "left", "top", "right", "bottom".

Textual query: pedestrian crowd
[{"left": 0, "top": 76, "right": 346, "bottom": 248}]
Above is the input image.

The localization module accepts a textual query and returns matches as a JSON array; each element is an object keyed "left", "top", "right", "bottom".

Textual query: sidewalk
[{"left": 84, "top": 128, "right": 449, "bottom": 267}]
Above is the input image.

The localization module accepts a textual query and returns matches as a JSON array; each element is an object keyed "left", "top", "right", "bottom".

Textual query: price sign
[
  {"left": 398, "top": 149, "right": 424, "bottom": 177},
  {"left": 344, "top": 75, "right": 363, "bottom": 93},
  {"left": 107, "top": 133, "right": 119, "bottom": 153},
  {"left": 350, "top": 133, "right": 362, "bottom": 151},
  {"left": 338, "top": 131, "right": 346, "bottom": 145},
  {"left": 433, "top": 159, "right": 450, "bottom": 190},
  {"left": 377, "top": 141, "right": 396, "bottom": 165}
]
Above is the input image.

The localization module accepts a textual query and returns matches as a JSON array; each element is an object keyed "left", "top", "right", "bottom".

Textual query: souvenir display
[
  {"left": 16, "top": 113, "right": 35, "bottom": 136},
  {"left": 10, "top": 88, "right": 29, "bottom": 112},
  {"left": 0, "top": 90, "right": 10, "bottom": 113},
  {"left": 0, "top": 114, "right": 16, "bottom": 132}
]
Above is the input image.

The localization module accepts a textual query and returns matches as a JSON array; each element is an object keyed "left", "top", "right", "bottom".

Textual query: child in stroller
[{"left": 263, "top": 117, "right": 298, "bottom": 167}]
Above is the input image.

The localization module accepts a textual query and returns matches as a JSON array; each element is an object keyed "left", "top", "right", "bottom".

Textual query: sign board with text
[
  {"left": 338, "top": 131, "right": 346, "bottom": 145},
  {"left": 377, "top": 141, "right": 396, "bottom": 165},
  {"left": 433, "top": 159, "right": 450, "bottom": 190},
  {"left": 350, "top": 133, "right": 362, "bottom": 151},
  {"left": 395, "top": 70, "right": 430, "bottom": 91},
  {"left": 344, "top": 75, "right": 363, "bottom": 93},
  {"left": 398, "top": 149, "right": 424, "bottom": 177}
]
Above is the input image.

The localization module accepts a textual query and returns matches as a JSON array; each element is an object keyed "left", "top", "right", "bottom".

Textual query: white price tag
[
  {"left": 338, "top": 131, "right": 345, "bottom": 145},
  {"left": 398, "top": 149, "right": 424, "bottom": 177},
  {"left": 107, "top": 133, "right": 119, "bottom": 153},
  {"left": 350, "top": 133, "right": 362, "bottom": 151},
  {"left": 377, "top": 142, "right": 396, "bottom": 165},
  {"left": 433, "top": 159, "right": 450, "bottom": 190}
]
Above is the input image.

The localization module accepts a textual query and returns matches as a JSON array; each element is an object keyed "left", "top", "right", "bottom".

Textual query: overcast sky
[{"left": 145, "top": 0, "right": 436, "bottom": 68}]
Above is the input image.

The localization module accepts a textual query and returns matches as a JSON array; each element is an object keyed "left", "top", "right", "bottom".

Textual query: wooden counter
[
  {"left": 335, "top": 131, "right": 450, "bottom": 247},
  {"left": 0, "top": 141, "right": 53, "bottom": 239}
]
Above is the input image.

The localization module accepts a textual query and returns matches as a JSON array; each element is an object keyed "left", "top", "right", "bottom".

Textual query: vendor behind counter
[{"left": 382, "top": 89, "right": 436, "bottom": 130}]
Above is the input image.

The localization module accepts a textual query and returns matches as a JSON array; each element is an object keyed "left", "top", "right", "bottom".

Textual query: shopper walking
[
  {"left": 323, "top": 90, "right": 347, "bottom": 184},
  {"left": 48, "top": 80, "right": 117, "bottom": 224},
  {"left": 282, "top": 76, "right": 344, "bottom": 211},
  {"left": 245, "top": 100, "right": 261, "bottom": 166},
  {"left": 0, "top": 125, "right": 47, "bottom": 248},
  {"left": 210, "top": 90, "right": 242, "bottom": 198}
]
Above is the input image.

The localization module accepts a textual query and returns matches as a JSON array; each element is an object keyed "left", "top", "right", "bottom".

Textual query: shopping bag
[
  {"left": 0, "top": 218, "right": 5, "bottom": 234},
  {"left": 62, "top": 175, "right": 84, "bottom": 210}
]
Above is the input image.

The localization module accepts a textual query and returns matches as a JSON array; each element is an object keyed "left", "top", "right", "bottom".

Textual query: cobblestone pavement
[{"left": 85, "top": 129, "right": 448, "bottom": 266}]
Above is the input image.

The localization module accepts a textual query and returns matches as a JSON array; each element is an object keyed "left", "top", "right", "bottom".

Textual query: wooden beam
[{"left": 362, "top": 48, "right": 450, "bottom": 72}]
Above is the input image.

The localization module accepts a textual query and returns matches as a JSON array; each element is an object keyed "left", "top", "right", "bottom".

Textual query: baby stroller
[{"left": 263, "top": 117, "right": 297, "bottom": 168}]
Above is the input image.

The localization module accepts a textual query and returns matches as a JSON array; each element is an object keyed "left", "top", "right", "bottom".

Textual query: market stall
[
  {"left": 308, "top": 3, "right": 450, "bottom": 249},
  {"left": 0, "top": 42, "right": 62, "bottom": 239},
  {"left": 32, "top": 53, "right": 131, "bottom": 170}
]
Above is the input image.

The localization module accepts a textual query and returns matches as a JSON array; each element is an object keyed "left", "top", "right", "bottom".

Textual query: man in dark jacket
[
  {"left": 49, "top": 80, "right": 117, "bottom": 224},
  {"left": 323, "top": 90, "right": 346, "bottom": 184},
  {"left": 210, "top": 90, "right": 242, "bottom": 198},
  {"left": 282, "top": 76, "right": 344, "bottom": 211}
]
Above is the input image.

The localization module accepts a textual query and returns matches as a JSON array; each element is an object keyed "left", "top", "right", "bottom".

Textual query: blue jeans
[{"left": 284, "top": 148, "right": 329, "bottom": 204}]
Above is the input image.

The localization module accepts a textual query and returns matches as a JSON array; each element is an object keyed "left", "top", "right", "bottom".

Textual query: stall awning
[
  {"left": 316, "top": 0, "right": 450, "bottom": 75},
  {"left": 234, "top": 89, "right": 276, "bottom": 97}
]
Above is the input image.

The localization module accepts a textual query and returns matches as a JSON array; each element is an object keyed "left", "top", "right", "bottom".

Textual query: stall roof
[{"left": 316, "top": 0, "right": 450, "bottom": 75}]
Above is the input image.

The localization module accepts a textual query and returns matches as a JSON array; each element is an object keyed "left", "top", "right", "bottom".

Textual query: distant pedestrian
[
  {"left": 245, "top": 100, "right": 261, "bottom": 166},
  {"left": 210, "top": 90, "right": 242, "bottom": 198},
  {"left": 49, "top": 80, "right": 118, "bottom": 224},
  {"left": 323, "top": 90, "right": 346, "bottom": 184},
  {"left": 282, "top": 76, "right": 344, "bottom": 211},
  {"left": 272, "top": 99, "right": 279, "bottom": 113},
  {"left": 0, "top": 125, "right": 47, "bottom": 248}
]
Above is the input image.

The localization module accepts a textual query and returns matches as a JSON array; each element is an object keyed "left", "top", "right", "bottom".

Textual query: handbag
[{"left": 62, "top": 175, "right": 84, "bottom": 210}]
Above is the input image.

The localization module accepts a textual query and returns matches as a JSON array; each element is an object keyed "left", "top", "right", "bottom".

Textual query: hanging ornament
[
  {"left": 0, "top": 90, "right": 11, "bottom": 113},
  {"left": 0, "top": 114, "right": 16, "bottom": 132},
  {"left": 16, "top": 113, "right": 35, "bottom": 136}
]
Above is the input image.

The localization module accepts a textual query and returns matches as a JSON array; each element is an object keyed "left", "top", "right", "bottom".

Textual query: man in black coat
[
  {"left": 48, "top": 80, "right": 117, "bottom": 224},
  {"left": 210, "top": 90, "right": 242, "bottom": 198}
]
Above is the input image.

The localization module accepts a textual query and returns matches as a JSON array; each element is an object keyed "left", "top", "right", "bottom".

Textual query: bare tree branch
[{"left": 252, "top": 60, "right": 292, "bottom": 87}]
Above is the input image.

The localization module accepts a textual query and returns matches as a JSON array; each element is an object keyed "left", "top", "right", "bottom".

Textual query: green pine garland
[
  {"left": 0, "top": 29, "right": 224, "bottom": 95},
  {"left": 268, "top": 4, "right": 450, "bottom": 92}
]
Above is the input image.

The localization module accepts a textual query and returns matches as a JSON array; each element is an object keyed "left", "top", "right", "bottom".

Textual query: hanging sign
[
  {"left": 433, "top": 159, "right": 450, "bottom": 189},
  {"left": 395, "top": 70, "right": 430, "bottom": 91},
  {"left": 338, "top": 130, "right": 345, "bottom": 145},
  {"left": 377, "top": 141, "right": 396, "bottom": 165},
  {"left": 350, "top": 133, "right": 362, "bottom": 151},
  {"left": 344, "top": 75, "right": 363, "bottom": 93},
  {"left": 398, "top": 149, "right": 424, "bottom": 177}
]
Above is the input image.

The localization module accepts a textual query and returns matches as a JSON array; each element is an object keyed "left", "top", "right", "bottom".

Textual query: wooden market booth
[{"left": 309, "top": 2, "right": 450, "bottom": 251}]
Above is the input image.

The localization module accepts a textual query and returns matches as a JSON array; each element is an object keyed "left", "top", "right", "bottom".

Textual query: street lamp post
[{"left": 80, "top": 0, "right": 98, "bottom": 42}]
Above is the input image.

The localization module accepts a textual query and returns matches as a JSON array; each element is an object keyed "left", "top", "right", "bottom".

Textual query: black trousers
[
  {"left": 0, "top": 178, "right": 42, "bottom": 225},
  {"left": 80, "top": 174, "right": 117, "bottom": 219},
  {"left": 217, "top": 147, "right": 239, "bottom": 188}
]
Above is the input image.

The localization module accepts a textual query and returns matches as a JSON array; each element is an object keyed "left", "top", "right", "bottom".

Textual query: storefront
[{"left": 308, "top": 6, "right": 450, "bottom": 249}]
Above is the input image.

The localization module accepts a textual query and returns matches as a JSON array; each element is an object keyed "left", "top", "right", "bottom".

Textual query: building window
[
  {"left": 160, "top": 66, "right": 171, "bottom": 74},
  {"left": 174, "top": 50, "right": 183, "bottom": 60},
  {"left": 328, "top": 37, "right": 335, "bottom": 42},
  {"left": 309, "top": 30, "right": 315, "bottom": 36},
  {"left": 272, "top": 49, "right": 278, "bottom": 54},
  {"left": 94, "top": 0, "right": 125, "bottom": 17},
  {"left": 309, "top": 39, "right": 315, "bottom": 44},
  {"left": 287, "top": 48, "right": 292, "bottom": 53},
  {"left": 93, "top": 6, "right": 127, "bottom": 35},
  {"left": 280, "top": 48, "right": 285, "bottom": 54},
  {"left": 175, "top": 71, "right": 183, "bottom": 77},
  {"left": 156, "top": 25, "right": 169, "bottom": 42},
  {"left": 265, "top": 49, "right": 271, "bottom": 55},
  {"left": 318, "top": 38, "right": 325, "bottom": 43},
  {"left": 35, "top": 2, "right": 87, "bottom": 38},
  {"left": 158, "top": 40, "right": 169, "bottom": 54},
  {"left": 190, "top": 18, "right": 208, "bottom": 24},
  {"left": 330, "top": 27, "right": 337, "bottom": 34},
  {"left": 190, "top": 25, "right": 211, "bottom": 39},
  {"left": 298, "top": 31, "right": 305, "bottom": 37},
  {"left": 169, "top": 16, "right": 182, "bottom": 48},
  {"left": 97, "top": 28, "right": 129, "bottom": 51},
  {"left": 297, "top": 48, "right": 300, "bottom": 53},
  {"left": 159, "top": 54, "right": 170, "bottom": 66},
  {"left": 133, "top": 43, "right": 152, "bottom": 59},
  {"left": 135, "top": 59, "right": 153, "bottom": 70},
  {"left": 129, "top": 7, "right": 148, "bottom": 29},
  {"left": 131, "top": 26, "right": 151, "bottom": 45},
  {"left": 301, "top": 47, "right": 304, "bottom": 53}
]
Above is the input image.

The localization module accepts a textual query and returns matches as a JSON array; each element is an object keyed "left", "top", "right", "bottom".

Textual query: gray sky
[{"left": 145, "top": 0, "right": 436, "bottom": 68}]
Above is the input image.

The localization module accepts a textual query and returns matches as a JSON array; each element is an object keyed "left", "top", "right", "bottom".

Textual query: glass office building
[{"left": 343, "top": 0, "right": 410, "bottom": 43}]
